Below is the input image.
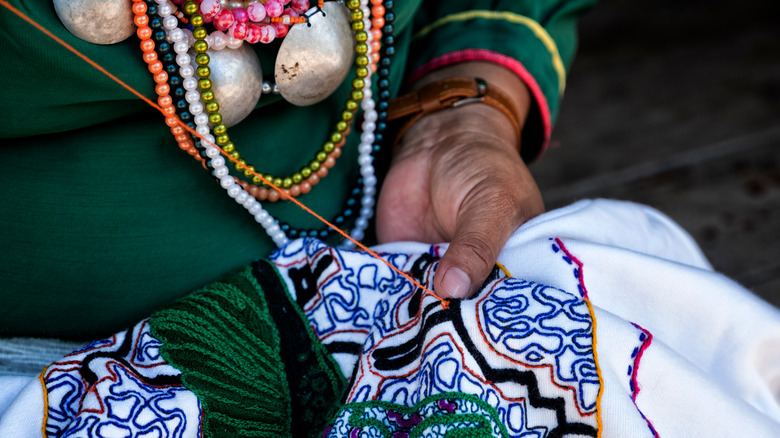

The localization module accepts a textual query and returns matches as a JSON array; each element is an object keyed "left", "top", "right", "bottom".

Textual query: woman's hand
[{"left": 376, "top": 63, "right": 544, "bottom": 299}]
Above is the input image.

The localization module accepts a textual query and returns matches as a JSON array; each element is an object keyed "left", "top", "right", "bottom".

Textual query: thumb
[{"left": 433, "top": 197, "right": 518, "bottom": 300}]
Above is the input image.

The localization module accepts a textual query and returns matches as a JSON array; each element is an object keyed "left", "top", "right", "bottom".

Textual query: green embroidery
[
  {"left": 411, "top": 414, "right": 494, "bottom": 438},
  {"left": 149, "top": 267, "right": 292, "bottom": 438},
  {"left": 336, "top": 392, "right": 510, "bottom": 438}
]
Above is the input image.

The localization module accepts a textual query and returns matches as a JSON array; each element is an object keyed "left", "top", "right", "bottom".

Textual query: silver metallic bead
[
  {"left": 53, "top": 0, "right": 135, "bottom": 45},
  {"left": 200, "top": 44, "right": 264, "bottom": 127},
  {"left": 262, "top": 80, "right": 272, "bottom": 94},
  {"left": 274, "top": 2, "right": 355, "bottom": 106}
]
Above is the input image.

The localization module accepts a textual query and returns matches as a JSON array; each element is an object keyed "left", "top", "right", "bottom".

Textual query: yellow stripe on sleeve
[{"left": 413, "top": 10, "right": 566, "bottom": 95}]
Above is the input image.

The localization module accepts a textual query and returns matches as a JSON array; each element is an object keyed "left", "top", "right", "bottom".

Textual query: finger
[
  {"left": 434, "top": 196, "right": 515, "bottom": 299},
  {"left": 434, "top": 173, "right": 544, "bottom": 299}
]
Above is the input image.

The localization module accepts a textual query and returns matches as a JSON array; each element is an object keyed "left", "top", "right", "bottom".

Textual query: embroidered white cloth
[
  {"left": 1, "top": 199, "right": 778, "bottom": 437},
  {"left": 366, "top": 199, "right": 780, "bottom": 437}
]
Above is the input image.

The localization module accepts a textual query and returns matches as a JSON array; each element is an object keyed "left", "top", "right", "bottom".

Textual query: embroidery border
[
  {"left": 39, "top": 369, "right": 49, "bottom": 438},
  {"left": 553, "top": 238, "right": 604, "bottom": 436}
]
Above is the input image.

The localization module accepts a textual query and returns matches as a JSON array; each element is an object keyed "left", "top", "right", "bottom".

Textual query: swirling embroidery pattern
[
  {"left": 272, "top": 238, "right": 423, "bottom": 377},
  {"left": 272, "top": 238, "right": 600, "bottom": 437},
  {"left": 477, "top": 278, "right": 600, "bottom": 415},
  {"left": 42, "top": 321, "right": 200, "bottom": 438}
]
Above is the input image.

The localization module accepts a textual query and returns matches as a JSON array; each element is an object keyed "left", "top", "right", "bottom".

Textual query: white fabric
[
  {"left": 1, "top": 199, "right": 778, "bottom": 437},
  {"left": 506, "top": 199, "right": 780, "bottom": 436},
  {"left": 0, "top": 376, "right": 44, "bottom": 437},
  {"left": 0, "top": 376, "right": 36, "bottom": 416},
  {"left": 374, "top": 199, "right": 780, "bottom": 437}
]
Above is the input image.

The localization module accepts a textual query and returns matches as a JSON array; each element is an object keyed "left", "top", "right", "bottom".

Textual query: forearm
[{"left": 406, "top": 0, "right": 595, "bottom": 160}]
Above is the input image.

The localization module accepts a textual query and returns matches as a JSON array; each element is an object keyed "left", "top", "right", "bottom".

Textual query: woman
[
  {"left": 0, "top": 0, "right": 592, "bottom": 338},
  {"left": 3, "top": 3, "right": 780, "bottom": 436}
]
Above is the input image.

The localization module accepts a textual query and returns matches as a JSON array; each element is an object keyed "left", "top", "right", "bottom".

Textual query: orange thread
[
  {"left": 0, "top": 0, "right": 448, "bottom": 309},
  {"left": 494, "top": 262, "right": 511, "bottom": 278},
  {"left": 0, "top": 0, "right": 163, "bottom": 114},
  {"left": 39, "top": 369, "right": 49, "bottom": 438},
  {"left": 554, "top": 238, "right": 604, "bottom": 435}
]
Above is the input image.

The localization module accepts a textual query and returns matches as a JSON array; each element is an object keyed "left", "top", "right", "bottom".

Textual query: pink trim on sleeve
[{"left": 407, "top": 49, "right": 552, "bottom": 153}]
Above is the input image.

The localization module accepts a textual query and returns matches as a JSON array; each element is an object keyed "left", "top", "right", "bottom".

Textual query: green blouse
[{"left": 0, "top": 0, "right": 593, "bottom": 338}]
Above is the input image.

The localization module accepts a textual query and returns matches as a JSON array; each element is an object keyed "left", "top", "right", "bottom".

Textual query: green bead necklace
[{"left": 181, "top": 0, "right": 370, "bottom": 194}]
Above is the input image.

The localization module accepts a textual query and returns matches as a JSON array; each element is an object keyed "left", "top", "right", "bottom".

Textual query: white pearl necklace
[
  {"left": 159, "top": 0, "right": 289, "bottom": 247},
  {"left": 157, "top": 0, "right": 378, "bottom": 249},
  {"left": 204, "top": 30, "right": 244, "bottom": 51},
  {"left": 343, "top": 0, "right": 377, "bottom": 247}
]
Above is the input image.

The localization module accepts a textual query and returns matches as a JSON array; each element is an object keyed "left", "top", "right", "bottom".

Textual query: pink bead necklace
[{"left": 166, "top": 0, "right": 312, "bottom": 47}]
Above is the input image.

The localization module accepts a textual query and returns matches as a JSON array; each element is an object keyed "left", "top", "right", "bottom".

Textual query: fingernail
[{"left": 440, "top": 267, "right": 471, "bottom": 299}]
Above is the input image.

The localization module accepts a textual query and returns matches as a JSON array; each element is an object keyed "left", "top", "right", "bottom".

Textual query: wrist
[
  {"left": 394, "top": 103, "right": 521, "bottom": 160},
  {"left": 409, "top": 61, "right": 532, "bottom": 126},
  {"left": 389, "top": 62, "right": 532, "bottom": 155}
]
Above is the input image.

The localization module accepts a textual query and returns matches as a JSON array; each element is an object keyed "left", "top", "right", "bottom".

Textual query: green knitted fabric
[
  {"left": 148, "top": 266, "right": 291, "bottom": 437},
  {"left": 148, "top": 263, "right": 348, "bottom": 437},
  {"left": 252, "top": 259, "right": 349, "bottom": 436}
]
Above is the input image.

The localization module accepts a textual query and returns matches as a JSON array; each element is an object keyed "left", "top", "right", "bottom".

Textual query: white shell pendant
[
  {"left": 203, "top": 44, "right": 264, "bottom": 127},
  {"left": 53, "top": 0, "right": 135, "bottom": 45},
  {"left": 274, "top": 2, "right": 355, "bottom": 106}
]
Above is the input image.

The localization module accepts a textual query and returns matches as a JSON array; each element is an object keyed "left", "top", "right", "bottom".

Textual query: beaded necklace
[
  {"left": 139, "top": 0, "right": 391, "bottom": 247},
  {"left": 134, "top": 0, "right": 291, "bottom": 247},
  {"left": 268, "top": 0, "right": 392, "bottom": 245},
  {"left": 175, "top": 0, "right": 373, "bottom": 200},
  {"left": 10, "top": 0, "right": 441, "bottom": 305},
  {"left": 260, "top": 0, "right": 393, "bottom": 244},
  {"left": 149, "top": 1, "right": 368, "bottom": 241}
]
